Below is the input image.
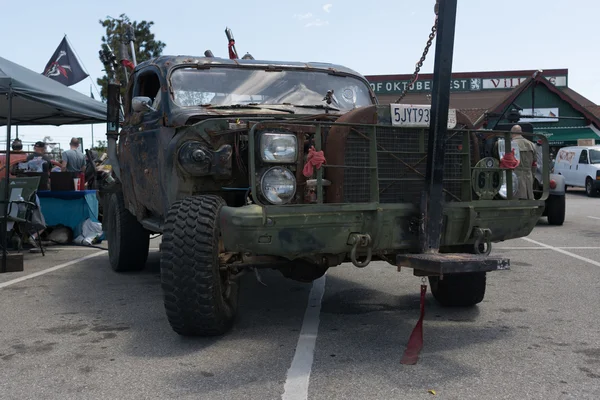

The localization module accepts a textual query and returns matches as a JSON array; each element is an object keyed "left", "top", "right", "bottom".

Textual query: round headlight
[
  {"left": 260, "top": 167, "right": 296, "bottom": 205},
  {"left": 260, "top": 133, "right": 297, "bottom": 163}
]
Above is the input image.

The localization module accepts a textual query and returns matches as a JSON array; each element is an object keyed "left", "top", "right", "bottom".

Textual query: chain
[{"left": 395, "top": 2, "right": 440, "bottom": 103}]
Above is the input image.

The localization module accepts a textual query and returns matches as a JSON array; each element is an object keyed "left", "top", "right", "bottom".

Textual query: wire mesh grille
[{"left": 337, "top": 126, "right": 471, "bottom": 204}]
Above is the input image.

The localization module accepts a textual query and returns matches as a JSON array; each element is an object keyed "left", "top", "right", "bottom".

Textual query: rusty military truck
[{"left": 100, "top": 54, "right": 551, "bottom": 337}]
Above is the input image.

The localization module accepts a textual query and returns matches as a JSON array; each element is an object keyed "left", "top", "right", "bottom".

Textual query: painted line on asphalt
[
  {"left": 522, "top": 237, "right": 600, "bottom": 267},
  {"left": 0, "top": 251, "right": 105, "bottom": 289},
  {"left": 282, "top": 274, "right": 327, "bottom": 400},
  {"left": 495, "top": 246, "right": 600, "bottom": 250},
  {"left": 587, "top": 216, "right": 600, "bottom": 220}
]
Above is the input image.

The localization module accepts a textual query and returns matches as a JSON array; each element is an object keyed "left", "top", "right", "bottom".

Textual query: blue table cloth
[{"left": 37, "top": 190, "right": 99, "bottom": 237}]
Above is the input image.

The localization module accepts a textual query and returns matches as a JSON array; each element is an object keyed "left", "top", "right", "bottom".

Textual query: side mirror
[{"left": 132, "top": 96, "right": 156, "bottom": 113}]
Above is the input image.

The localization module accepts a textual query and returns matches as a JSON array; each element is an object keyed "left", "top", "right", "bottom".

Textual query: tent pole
[{"left": 2, "top": 88, "right": 13, "bottom": 273}]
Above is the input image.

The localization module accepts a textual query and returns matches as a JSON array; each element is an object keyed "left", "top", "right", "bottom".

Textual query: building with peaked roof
[{"left": 365, "top": 69, "right": 600, "bottom": 150}]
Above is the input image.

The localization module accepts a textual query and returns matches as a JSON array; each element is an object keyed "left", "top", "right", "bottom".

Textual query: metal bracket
[
  {"left": 473, "top": 227, "right": 492, "bottom": 256},
  {"left": 348, "top": 233, "right": 372, "bottom": 268}
]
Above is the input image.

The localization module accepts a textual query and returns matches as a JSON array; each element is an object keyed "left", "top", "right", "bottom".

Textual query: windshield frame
[
  {"left": 166, "top": 64, "right": 376, "bottom": 112},
  {"left": 589, "top": 149, "right": 600, "bottom": 164}
]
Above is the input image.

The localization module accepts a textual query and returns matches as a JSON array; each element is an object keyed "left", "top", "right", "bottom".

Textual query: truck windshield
[
  {"left": 589, "top": 149, "right": 600, "bottom": 164},
  {"left": 169, "top": 66, "right": 373, "bottom": 112}
]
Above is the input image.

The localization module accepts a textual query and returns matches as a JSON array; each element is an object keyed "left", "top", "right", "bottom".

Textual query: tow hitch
[{"left": 348, "top": 233, "right": 372, "bottom": 268}]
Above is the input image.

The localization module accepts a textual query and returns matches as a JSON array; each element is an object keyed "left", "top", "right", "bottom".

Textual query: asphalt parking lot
[{"left": 1, "top": 190, "right": 599, "bottom": 400}]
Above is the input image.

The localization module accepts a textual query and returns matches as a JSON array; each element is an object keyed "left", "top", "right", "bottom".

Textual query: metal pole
[
  {"left": 2, "top": 89, "right": 13, "bottom": 273},
  {"left": 420, "top": 0, "right": 458, "bottom": 254}
]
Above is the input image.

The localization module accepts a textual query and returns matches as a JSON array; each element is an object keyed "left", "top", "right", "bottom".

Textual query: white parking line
[
  {"left": 0, "top": 251, "right": 105, "bottom": 289},
  {"left": 522, "top": 237, "right": 600, "bottom": 267},
  {"left": 587, "top": 216, "right": 600, "bottom": 220},
  {"left": 282, "top": 274, "right": 326, "bottom": 400},
  {"left": 495, "top": 246, "right": 600, "bottom": 250}
]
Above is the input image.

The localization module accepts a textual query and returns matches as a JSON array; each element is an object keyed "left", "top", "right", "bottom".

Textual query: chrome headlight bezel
[
  {"left": 259, "top": 132, "right": 298, "bottom": 164},
  {"left": 259, "top": 166, "right": 297, "bottom": 205}
]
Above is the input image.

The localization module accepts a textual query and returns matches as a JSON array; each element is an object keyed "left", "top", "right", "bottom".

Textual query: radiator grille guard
[
  {"left": 342, "top": 125, "right": 470, "bottom": 204},
  {"left": 247, "top": 121, "right": 550, "bottom": 206}
]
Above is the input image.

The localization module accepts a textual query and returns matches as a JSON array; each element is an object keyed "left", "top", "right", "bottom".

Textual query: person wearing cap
[
  {"left": 25, "top": 141, "right": 53, "bottom": 190},
  {"left": 11, "top": 138, "right": 23, "bottom": 153},
  {"left": 61, "top": 137, "right": 86, "bottom": 173}
]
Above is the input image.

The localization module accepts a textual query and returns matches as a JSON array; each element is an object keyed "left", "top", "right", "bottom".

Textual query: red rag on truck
[
  {"left": 500, "top": 148, "right": 520, "bottom": 169},
  {"left": 302, "top": 146, "right": 326, "bottom": 178}
]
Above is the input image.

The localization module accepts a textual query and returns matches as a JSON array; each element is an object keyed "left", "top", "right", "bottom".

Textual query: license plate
[{"left": 390, "top": 104, "right": 457, "bottom": 129}]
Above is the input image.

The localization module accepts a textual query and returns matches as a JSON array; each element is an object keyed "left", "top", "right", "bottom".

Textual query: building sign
[
  {"left": 519, "top": 108, "right": 560, "bottom": 123},
  {"left": 368, "top": 74, "right": 568, "bottom": 95}
]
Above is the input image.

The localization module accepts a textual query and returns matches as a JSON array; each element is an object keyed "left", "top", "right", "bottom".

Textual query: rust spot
[{"left": 324, "top": 105, "right": 378, "bottom": 203}]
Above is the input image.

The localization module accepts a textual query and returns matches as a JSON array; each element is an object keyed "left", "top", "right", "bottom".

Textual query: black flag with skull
[{"left": 42, "top": 36, "right": 88, "bottom": 86}]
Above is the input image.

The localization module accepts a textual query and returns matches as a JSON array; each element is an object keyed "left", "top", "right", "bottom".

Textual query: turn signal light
[{"left": 549, "top": 179, "right": 557, "bottom": 189}]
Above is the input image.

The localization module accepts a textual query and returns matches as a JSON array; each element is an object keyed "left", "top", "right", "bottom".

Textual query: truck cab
[{"left": 554, "top": 145, "right": 600, "bottom": 196}]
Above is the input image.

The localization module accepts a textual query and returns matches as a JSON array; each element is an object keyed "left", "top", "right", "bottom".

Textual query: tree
[
  {"left": 97, "top": 14, "right": 166, "bottom": 100},
  {"left": 92, "top": 140, "right": 108, "bottom": 154}
]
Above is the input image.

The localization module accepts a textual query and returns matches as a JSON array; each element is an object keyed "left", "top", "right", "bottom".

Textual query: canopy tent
[
  {"left": 0, "top": 56, "right": 106, "bottom": 126},
  {"left": 0, "top": 56, "right": 108, "bottom": 273}
]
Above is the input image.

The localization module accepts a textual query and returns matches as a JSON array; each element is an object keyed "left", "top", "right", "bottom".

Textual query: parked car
[
  {"left": 553, "top": 145, "right": 600, "bottom": 197},
  {"left": 534, "top": 142, "right": 565, "bottom": 225}
]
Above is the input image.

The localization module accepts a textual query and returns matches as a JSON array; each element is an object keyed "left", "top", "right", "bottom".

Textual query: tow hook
[
  {"left": 473, "top": 227, "right": 492, "bottom": 256},
  {"left": 348, "top": 233, "right": 372, "bottom": 268}
]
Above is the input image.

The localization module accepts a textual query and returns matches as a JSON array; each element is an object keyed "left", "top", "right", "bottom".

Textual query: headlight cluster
[
  {"left": 260, "top": 133, "right": 297, "bottom": 163},
  {"left": 258, "top": 132, "right": 298, "bottom": 205}
]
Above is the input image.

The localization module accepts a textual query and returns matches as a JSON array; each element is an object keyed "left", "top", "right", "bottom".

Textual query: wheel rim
[{"left": 587, "top": 180, "right": 592, "bottom": 194}]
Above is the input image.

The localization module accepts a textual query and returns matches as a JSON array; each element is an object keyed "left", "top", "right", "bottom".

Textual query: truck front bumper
[{"left": 219, "top": 200, "right": 545, "bottom": 260}]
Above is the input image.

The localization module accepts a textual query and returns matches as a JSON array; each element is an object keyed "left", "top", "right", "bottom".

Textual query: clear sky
[{"left": 1, "top": 0, "right": 598, "bottom": 151}]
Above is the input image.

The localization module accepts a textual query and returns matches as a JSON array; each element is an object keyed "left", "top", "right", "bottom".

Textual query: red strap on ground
[
  {"left": 400, "top": 284, "right": 427, "bottom": 365},
  {"left": 303, "top": 146, "right": 326, "bottom": 178},
  {"left": 500, "top": 148, "right": 520, "bottom": 169}
]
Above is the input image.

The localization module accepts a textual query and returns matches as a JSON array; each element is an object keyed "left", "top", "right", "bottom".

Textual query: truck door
[
  {"left": 120, "top": 67, "right": 165, "bottom": 219},
  {"left": 576, "top": 149, "right": 590, "bottom": 186},
  {"left": 556, "top": 148, "right": 577, "bottom": 185}
]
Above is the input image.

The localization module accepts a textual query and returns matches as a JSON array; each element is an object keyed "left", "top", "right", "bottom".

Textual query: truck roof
[
  {"left": 135, "top": 55, "right": 367, "bottom": 79},
  {"left": 558, "top": 145, "right": 600, "bottom": 151}
]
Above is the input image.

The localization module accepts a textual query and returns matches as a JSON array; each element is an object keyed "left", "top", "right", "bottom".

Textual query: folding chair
[{"left": 0, "top": 176, "right": 45, "bottom": 256}]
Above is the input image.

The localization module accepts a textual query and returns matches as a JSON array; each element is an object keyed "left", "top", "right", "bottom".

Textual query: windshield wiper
[
  {"left": 200, "top": 103, "right": 295, "bottom": 114},
  {"left": 282, "top": 103, "right": 340, "bottom": 112}
]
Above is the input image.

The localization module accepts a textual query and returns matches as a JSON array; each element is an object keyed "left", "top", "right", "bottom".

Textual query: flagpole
[
  {"left": 64, "top": 34, "right": 102, "bottom": 99},
  {"left": 90, "top": 84, "right": 95, "bottom": 147}
]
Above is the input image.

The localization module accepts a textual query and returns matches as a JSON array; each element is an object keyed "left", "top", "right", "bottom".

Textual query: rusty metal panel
[{"left": 396, "top": 253, "right": 510, "bottom": 274}]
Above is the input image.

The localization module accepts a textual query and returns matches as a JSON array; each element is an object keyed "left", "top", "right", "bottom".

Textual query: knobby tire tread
[
  {"left": 546, "top": 194, "right": 565, "bottom": 226},
  {"left": 108, "top": 191, "right": 150, "bottom": 272},
  {"left": 160, "top": 195, "right": 237, "bottom": 337},
  {"left": 429, "top": 272, "right": 486, "bottom": 307}
]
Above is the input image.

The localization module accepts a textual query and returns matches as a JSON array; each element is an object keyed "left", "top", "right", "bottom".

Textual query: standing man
[
  {"left": 61, "top": 137, "right": 86, "bottom": 173},
  {"left": 511, "top": 125, "right": 537, "bottom": 199}
]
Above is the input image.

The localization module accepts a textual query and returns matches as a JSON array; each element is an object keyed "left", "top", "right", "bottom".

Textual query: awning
[{"left": 534, "top": 125, "right": 600, "bottom": 146}]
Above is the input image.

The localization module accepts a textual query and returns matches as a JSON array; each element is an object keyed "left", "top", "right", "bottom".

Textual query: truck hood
[{"left": 166, "top": 105, "right": 347, "bottom": 127}]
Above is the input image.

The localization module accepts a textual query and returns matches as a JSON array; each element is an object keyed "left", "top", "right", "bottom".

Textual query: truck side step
[{"left": 396, "top": 253, "right": 510, "bottom": 275}]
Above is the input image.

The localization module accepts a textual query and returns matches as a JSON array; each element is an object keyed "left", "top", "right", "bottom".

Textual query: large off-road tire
[
  {"left": 160, "top": 195, "right": 239, "bottom": 337},
  {"left": 428, "top": 272, "right": 486, "bottom": 307},
  {"left": 546, "top": 194, "right": 566, "bottom": 226},
  {"left": 106, "top": 191, "right": 150, "bottom": 272}
]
